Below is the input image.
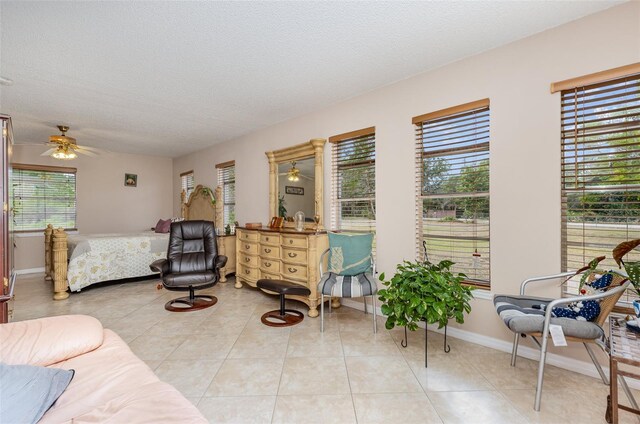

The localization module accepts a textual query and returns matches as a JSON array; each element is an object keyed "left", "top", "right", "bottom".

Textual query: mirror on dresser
[{"left": 266, "top": 138, "right": 326, "bottom": 230}]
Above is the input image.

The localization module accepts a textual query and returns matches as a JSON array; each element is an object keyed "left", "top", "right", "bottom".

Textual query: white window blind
[
  {"left": 330, "top": 128, "right": 376, "bottom": 238},
  {"left": 414, "top": 100, "right": 490, "bottom": 286},
  {"left": 13, "top": 164, "right": 77, "bottom": 232},
  {"left": 216, "top": 161, "right": 235, "bottom": 227},
  {"left": 180, "top": 171, "right": 194, "bottom": 201},
  {"left": 561, "top": 73, "right": 640, "bottom": 282}
]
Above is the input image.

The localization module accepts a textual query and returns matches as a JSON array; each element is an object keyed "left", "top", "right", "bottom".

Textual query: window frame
[
  {"left": 558, "top": 70, "right": 640, "bottom": 308},
  {"left": 12, "top": 163, "right": 77, "bottom": 233},
  {"left": 329, "top": 127, "right": 377, "bottom": 241},
  {"left": 413, "top": 99, "right": 491, "bottom": 288},
  {"left": 180, "top": 170, "right": 195, "bottom": 202},
  {"left": 216, "top": 161, "right": 236, "bottom": 228}
]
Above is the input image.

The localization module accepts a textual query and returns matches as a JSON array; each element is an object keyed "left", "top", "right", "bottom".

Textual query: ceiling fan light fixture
[
  {"left": 287, "top": 161, "right": 300, "bottom": 182},
  {"left": 51, "top": 145, "right": 77, "bottom": 160}
]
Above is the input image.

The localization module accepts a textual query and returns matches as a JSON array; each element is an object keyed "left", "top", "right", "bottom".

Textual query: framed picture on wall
[
  {"left": 285, "top": 186, "right": 304, "bottom": 195},
  {"left": 124, "top": 173, "right": 137, "bottom": 187}
]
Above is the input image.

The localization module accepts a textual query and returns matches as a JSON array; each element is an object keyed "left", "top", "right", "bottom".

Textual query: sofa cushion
[
  {"left": 0, "top": 315, "right": 104, "bottom": 367},
  {"left": 0, "top": 363, "right": 75, "bottom": 424},
  {"left": 40, "top": 330, "right": 206, "bottom": 424}
]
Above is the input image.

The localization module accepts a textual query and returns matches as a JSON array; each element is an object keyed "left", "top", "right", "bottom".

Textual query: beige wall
[
  {"left": 172, "top": 2, "right": 640, "bottom": 361},
  {"left": 13, "top": 145, "right": 173, "bottom": 270}
]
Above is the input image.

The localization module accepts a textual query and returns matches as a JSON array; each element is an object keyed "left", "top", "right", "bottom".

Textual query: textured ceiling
[{"left": 0, "top": 1, "right": 624, "bottom": 157}]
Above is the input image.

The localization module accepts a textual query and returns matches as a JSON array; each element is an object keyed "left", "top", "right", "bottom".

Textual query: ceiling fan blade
[
  {"left": 40, "top": 148, "right": 57, "bottom": 156},
  {"left": 74, "top": 148, "right": 98, "bottom": 157}
]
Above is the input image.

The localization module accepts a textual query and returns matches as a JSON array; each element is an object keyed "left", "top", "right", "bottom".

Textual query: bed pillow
[
  {"left": 154, "top": 219, "right": 171, "bottom": 233},
  {"left": 327, "top": 232, "right": 373, "bottom": 276},
  {"left": 0, "top": 363, "right": 75, "bottom": 423}
]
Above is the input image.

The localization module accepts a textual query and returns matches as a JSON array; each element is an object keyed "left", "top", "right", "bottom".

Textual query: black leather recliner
[{"left": 150, "top": 220, "right": 227, "bottom": 312}]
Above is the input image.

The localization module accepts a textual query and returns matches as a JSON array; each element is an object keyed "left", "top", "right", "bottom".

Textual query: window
[
  {"left": 216, "top": 161, "right": 235, "bottom": 227},
  {"left": 180, "top": 171, "right": 194, "bottom": 201},
  {"left": 329, "top": 127, "right": 376, "bottom": 239},
  {"left": 414, "top": 99, "right": 490, "bottom": 286},
  {"left": 13, "top": 164, "right": 77, "bottom": 232},
  {"left": 561, "top": 72, "right": 640, "bottom": 282}
]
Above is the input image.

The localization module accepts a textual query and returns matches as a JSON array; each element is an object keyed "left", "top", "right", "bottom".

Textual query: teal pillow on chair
[{"left": 327, "top": 232, "right": 373, "bottom": 276}]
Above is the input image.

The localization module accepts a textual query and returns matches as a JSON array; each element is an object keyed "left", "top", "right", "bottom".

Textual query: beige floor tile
[
  {"left": 143, "top": 359, "right": 163, "bottom": 371},
  {"left": 279, "top": 357, "right": 351, "bottom": 395},
  {"left": 340, "top": 329, "right": 402, "bottom": 357},
  {"left": 127, "top": 334, "right": 186, "bottom": 361},
  {"left": 197, "top": 396, "right": 276, "bottom": 423},
  {"left": 286, "top": 329, "right": 343, "bottom": 357},
  {"left": 428, "top": 391, "right": 528, "bottom": 424},
  {"left": 346, "top": 356, "right": 422, "bottom": 394},
  {"left": 167, "top": 334, "right": 238, "bottom": 360},
  {"left": 353, "top": 392, "right": 443, "bottom": 424},
  {"left": 405, "top": 353, "right": 494, "bottom": 392},
  {"left": 205, "top": 358, "right": 284, "bottom": 396},
  {"left": 227, "top": 328, "right": 290, "bottom": 359},
  {"left": 154, "top": 359, "right": 223, "bottom": 397},
  {"left": 272, "top": 394, "right": 357, "bottom": 424}
]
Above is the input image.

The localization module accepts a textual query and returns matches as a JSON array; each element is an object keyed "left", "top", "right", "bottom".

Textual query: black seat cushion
[
  {"left": 164, "top": 271, "right": 216, "bottom": 289},
  {"left": 257, "top": 279, "right": 310, "bottom": 296}
]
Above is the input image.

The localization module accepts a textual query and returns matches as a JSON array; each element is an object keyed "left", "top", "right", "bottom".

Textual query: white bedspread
[{"left": 66, "top": 232, "right": 169, "bottom": 292}]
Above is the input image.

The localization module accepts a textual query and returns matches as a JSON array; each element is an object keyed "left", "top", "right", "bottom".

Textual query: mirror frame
[{"left": 266, "top": 138, "right": 326, "bottom": 229}]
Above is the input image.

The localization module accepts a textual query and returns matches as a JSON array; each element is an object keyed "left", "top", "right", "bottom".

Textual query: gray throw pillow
[{"left": 0, "top": 363, "right": 75, "bottom": 424}]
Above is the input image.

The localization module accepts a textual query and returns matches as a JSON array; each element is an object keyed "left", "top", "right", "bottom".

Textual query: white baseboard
[
  {"left": 339, "top": 298, "right": 640, "bottom": 390},
  {"left": 15, "top": 267, "right": 45, "bottom": 275}
]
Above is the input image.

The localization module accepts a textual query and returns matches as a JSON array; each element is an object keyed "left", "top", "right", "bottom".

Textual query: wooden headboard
[{"left": 181, "top": 184, "right": 224, "bottom": 230}]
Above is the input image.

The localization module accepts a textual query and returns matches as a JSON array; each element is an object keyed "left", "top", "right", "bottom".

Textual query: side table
[{"left": 608, "top": 316, "right": 640, "bottom": 423}]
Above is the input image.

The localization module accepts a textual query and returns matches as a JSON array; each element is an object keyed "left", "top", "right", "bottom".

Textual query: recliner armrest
[
  {"left": 215, "top": 255, "right": 228, "bottom": 270},
  {"left": 150, "top": 259, "right": 169, "bottom": 275}
]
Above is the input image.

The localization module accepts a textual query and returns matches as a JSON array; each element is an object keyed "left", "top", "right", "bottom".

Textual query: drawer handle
[
  {"left": 288, "top": 267, "right": 297, "bottom": 273},
  {"left": 287, "top": 252, "right": 297, "bottom": 258},
  {"left": 245, "top": 244, "right": 251, "bottom": 249},
  {"left": 265, "top": 237, "right": 269, "bottom": 241},
  {"left": 244, "top": 257, "right": 250, "bottom": 263},
  {"left": 289, "top": 239, "right": 293, "bottom": 244},
  {"left": 265, "top": 248, "right": 272, "bottom": 253},
  {"left": 245, "top": 269, "right": 251, "bottom": 275},
  {"left": 265, "top": 262, "right": 271, "bottom": 268}
]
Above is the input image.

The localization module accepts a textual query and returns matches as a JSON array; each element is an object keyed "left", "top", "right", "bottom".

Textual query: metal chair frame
[
  {"left": 510, "top": 271, "right": 635, "bottom": 411},
  {"left": 318, "top": 248, "right": 377, "bottom": 333}
]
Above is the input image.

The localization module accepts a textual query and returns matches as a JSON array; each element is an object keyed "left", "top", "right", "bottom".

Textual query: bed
[{"left": 44, "top": 185, "right": 236, "bottom": 300}]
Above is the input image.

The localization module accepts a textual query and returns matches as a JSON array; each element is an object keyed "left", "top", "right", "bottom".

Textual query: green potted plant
[{"left": 378, "top": 259, "right": 474, "bottom": 332}]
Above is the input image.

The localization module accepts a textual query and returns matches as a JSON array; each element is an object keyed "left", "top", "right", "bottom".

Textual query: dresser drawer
[
  {"left": 282, "top": 263, "right": 308, "bottom": 280},
  {"left": 239, "top": 253, "right": 258, "bottom": 268},
  {"left": 260, "top": 232, "right": 280, "bottom": 246},
  {"left": 260, "top": 271, "right": 281, "bottom": 281},
  {"left": 239, "top": 264, "right": 259, "bottom": 281},
  {"left": 260, "top": 245, "right": 280, "bottom": 259},
  {"left": 239, "top": 230, "right": 260, "bottom": 242},
  {"left": 282, "top": 235, "right": 308, "bottom": 249},
  {"left": 240, "top": 241, "right": 259, "bottom": 255},
  {"left": 260, "top": 259, "right": 280, "bottom": 273},
  {"left": 281, "top": 247, "right": 307, "bottom": 264}
]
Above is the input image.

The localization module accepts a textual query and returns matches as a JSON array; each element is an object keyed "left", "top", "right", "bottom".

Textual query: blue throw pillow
[
  {"left": 0, "top": 363, "right": 75, "bottom": 424},
  {"left": 327, "top": 232, "right": 373, "bottom": 276}
]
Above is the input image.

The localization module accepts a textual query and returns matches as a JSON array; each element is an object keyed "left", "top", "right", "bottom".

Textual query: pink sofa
[{"left": 0, "top": 315, "right": 207, "bottom": 423}]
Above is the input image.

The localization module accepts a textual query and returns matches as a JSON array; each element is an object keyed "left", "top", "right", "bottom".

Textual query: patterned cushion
[
  {"left": 318, "top": 272, "right": 378, "bottom": 298},
  {"left": 493, "top": 294, "right": 604, "bottom": 340},
  {"left": 327, "top": 232, "right": 373, "bottom": 276}
]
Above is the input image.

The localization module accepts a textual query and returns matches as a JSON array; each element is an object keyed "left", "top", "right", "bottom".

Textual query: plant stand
[{"left": 399, "top": 322, "right": 450, "bottom": 368}]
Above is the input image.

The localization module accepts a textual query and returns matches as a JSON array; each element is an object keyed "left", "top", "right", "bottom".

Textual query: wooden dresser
[{"left": 235, "top": 227, "right": 328, "bottom": 317}]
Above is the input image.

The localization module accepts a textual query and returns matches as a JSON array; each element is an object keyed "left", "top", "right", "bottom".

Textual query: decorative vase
[{"left": 294, "top": 211, "right": 305, "bottom": 232}]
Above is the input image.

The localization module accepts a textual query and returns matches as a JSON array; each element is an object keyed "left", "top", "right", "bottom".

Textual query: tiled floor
[{"left": 11, "top": 273, "right": 638, "bottom": 423}]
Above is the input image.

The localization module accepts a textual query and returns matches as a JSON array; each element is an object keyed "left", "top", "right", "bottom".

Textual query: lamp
[
  {"left": 287, "top": 161, "right": 300, "bottom": 182},
  {"left": 51, "top": 145, "right": 77, "bottom": 160}
]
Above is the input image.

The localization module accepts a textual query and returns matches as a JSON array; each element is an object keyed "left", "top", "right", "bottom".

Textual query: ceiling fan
[{"left": 42, "top": 125, "right": 102, "bottom": 160}]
